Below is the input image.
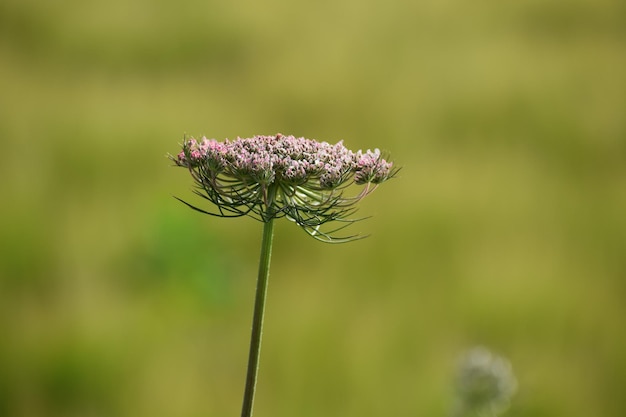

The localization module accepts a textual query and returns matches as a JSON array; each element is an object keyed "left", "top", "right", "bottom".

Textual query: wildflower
[
  {"left": 452, "top": 347, "right": 517, "bottom": 417},
  {"left": 171, "top": 133, "right": 397, "bottom": 242},
  {"left": 170, "top": 133, "right": 397, "bottom": 417}
]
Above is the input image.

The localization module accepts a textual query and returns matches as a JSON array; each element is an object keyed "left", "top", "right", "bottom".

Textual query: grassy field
[{"left": 1, "top": 0, "right": 625, "bottom": 416}]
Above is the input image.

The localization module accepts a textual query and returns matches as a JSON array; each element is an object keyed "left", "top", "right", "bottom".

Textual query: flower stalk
[{"left": 241, "top": 216, "right": 274, "bottom": 417}]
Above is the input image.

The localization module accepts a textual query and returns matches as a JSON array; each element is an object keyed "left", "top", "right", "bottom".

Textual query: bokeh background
[{"left": 1, "top": 0, "right": 625, "bottom": 416}]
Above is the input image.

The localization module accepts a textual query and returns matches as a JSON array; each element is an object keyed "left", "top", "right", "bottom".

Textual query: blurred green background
[{"left": 1, "top": 0, "right": 625, "bottom": 416}]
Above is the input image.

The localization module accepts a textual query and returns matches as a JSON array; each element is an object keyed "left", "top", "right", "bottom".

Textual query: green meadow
[{"left": 1, "top": 0, "right": 625, "bottom": 416}]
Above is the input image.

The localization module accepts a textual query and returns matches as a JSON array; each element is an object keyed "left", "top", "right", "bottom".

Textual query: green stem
[{"left": 241, "top": 218, "right": 275, "bottom": 417}]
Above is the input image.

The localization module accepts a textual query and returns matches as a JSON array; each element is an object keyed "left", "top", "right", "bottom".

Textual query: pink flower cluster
[
  {"left": 172, "top": 133, "right": 397, "bottom": 241},
  {"left": 176, "top": 133, "right": 394, "bottom": 188}
]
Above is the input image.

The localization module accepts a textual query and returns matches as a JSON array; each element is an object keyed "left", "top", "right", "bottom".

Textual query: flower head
[
  {"left": 171, "top": 133, "right": 397, "bottom": 242},
  {"left": 453, "top": 347, "right": 517, "bottom": 417}
]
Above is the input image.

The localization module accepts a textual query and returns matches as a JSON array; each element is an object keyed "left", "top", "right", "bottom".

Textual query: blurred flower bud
[{"left": 452, "top": 346, "right": 517, "bottom": 417}]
